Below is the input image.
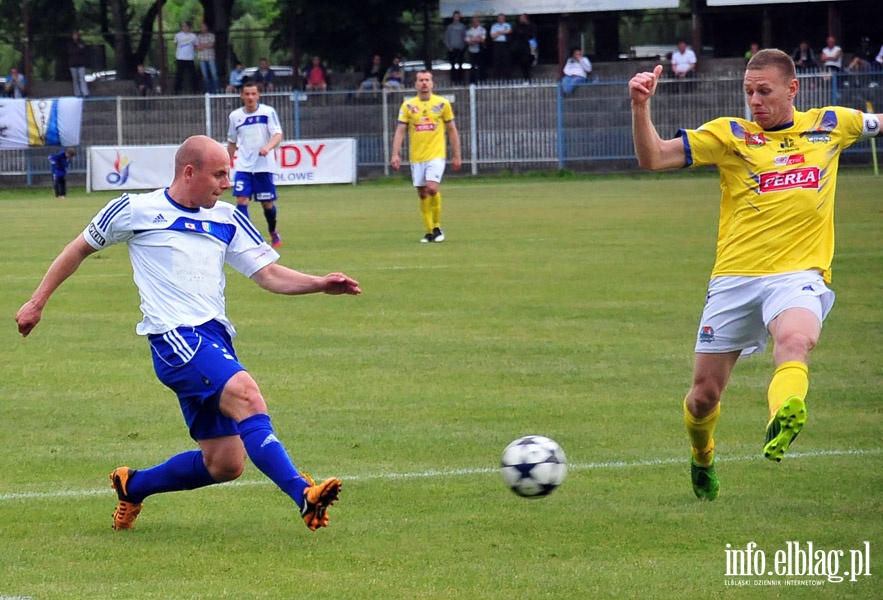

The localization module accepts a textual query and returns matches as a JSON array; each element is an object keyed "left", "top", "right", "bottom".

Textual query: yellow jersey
[
  {"left": 397, "top": 93, "right": 455, "bottom": 163},
  {"left": 681, "top": 106, "right": 874, "bottom": 283}
]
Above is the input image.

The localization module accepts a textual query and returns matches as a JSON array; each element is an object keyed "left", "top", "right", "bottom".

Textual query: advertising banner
[
  {"left": 89, "top": 138, "right": 357, "bottom": 192},
  {"left": 0, "top": 97, "right": 83, "bottom": 148},
  {"left": 242, "top": 138, "right": 358, "bottom": 186},
  {"left": 89, "top": 145, "right": 177, "bottom": 192}
]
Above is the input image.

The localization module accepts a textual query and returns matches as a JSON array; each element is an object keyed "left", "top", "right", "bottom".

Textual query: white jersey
[
  {"left": 82, "top": 188, "right": 279, "bottom": 337},
  {"left": 227, "top": 104, "right": 282, "bottom": 173}
]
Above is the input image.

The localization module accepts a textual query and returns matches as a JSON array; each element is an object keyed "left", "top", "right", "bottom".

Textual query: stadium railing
[{"left": 1, "top": 71, "right": 880, "bottom": 187}]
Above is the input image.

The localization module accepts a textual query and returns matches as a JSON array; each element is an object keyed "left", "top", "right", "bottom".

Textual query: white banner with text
[{"left": 89, "top": 138, "right": 357, "bottom": 192}]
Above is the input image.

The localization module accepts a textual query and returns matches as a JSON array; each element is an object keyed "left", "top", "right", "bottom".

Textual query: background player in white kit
[
  {"left": 227, "top": 82, "right": 284, "bottom": 247},
  {"left": 16, "top": 135, "right": 361, "bottom": 532}
]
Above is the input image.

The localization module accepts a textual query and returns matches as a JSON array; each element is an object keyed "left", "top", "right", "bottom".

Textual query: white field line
[{"left": 0, "top": 447, "right": 879, "bottom": 503}]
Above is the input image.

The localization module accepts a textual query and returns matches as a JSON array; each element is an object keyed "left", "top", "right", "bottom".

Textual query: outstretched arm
[
  {"left": 629, "top": 65, "right": 687, "bottom": 171},
  {"left": 251, "top": 263, "right": 361, "bottom": 296},
  {"left": 16, "top": 236, "right": 99, "bottom": 337}
]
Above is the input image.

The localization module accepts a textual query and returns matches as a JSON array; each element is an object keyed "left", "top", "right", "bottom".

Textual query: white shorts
[
  {"left": 410, "top": 158, "right": 446, "bottom": 188},
  {"left": 695, "top": 271, "right": 835, "bottom": 357}
]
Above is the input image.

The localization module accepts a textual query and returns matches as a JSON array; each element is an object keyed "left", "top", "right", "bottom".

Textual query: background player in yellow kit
[
  {"left": 391, "top": 70, "right": 462, "bottom": 243},
  {"left": 629, "top": 49, "right": 882, "bottom": 500}
]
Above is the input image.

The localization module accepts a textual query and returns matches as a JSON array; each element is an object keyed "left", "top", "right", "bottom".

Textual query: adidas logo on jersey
[{"left": 152, "top": 213, "right": 167, "bottom": 223}]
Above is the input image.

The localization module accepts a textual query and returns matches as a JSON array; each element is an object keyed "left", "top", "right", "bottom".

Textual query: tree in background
[
  {"left": 0, "top": 0, "right": 76, "bottom": 81},
  {"left": 271, "top": 0, "right": 420, "bottom": 82}
]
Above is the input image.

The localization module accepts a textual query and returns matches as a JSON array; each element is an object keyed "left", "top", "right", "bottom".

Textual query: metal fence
[{"left": 2, "top": 71, "right": 881, "bottom": 186}]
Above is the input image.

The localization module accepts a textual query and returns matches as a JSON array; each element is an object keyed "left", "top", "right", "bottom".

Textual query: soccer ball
[{"left": 500, "top": 435, "right": 567, "bottom": 498}]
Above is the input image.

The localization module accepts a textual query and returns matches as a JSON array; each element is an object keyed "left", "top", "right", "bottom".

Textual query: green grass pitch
[{"left": 0, "top": 173, "right": 881, "bottom": 599}]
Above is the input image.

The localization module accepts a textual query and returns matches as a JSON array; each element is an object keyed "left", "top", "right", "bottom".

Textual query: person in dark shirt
[{"left": 48, "top": 147, "right": 77, "bottom": 199}]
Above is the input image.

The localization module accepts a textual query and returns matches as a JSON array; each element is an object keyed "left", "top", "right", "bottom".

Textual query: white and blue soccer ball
[{"left": 500, "top": 435, "right": 567, "bottom": 498}]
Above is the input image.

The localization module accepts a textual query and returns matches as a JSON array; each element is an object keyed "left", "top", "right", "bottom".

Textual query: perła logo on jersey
[{"left": 759, "top": 167, "right": 820, "bottom": 193}]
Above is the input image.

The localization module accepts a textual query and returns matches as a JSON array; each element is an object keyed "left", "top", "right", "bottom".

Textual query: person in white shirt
[
  {"left": 173, "top": 21, "right": 199, "bottom": 94},
  {"left": 821, "top": 36, "right": 843, "bottom": 72},
  {"left": 670, "top": 40, "right": 697, "bottom": 79},
  {"left": 876, "top": 44, "right": 883, "bottom": 68},
  {"left": 464, "top": 16, "right": 486, "bottom": 83},
  {"left": 560, "top": 47, "right": 593, "bottom": 95},
  {"left": 15, "top": 135, "right": 360, "bottom": 533},
  {"left": 227, "top": 82, "right": 285, "bottom": 247}
]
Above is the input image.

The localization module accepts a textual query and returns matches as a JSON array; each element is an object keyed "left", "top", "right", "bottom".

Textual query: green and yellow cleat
[
  {"left": 691, "top": 460, "right": 720, "bottom": 501},
  {"left": 763, "top": 396, "right": 807, "bottom": 462}
]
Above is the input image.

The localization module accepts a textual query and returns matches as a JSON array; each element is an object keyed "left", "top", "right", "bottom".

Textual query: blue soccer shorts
[
  {"left": 149, "top": 320, "right": 245, "bottom": 440},
  {"left": 232, "top": 171, "right": 278, "bottom": 202}
]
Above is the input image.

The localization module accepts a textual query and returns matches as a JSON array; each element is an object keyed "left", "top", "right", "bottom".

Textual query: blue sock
[
  {"left": 263, "top": 205, "right": 277, "bottom": 233},
  {"left": 235, "top": 203, "right": 249, "bottom": 218},
  {"left": 126, "top": 450, "right": 216, "bottom": 503},
  {"left": 238, "top": 413, "right": 309, "bottom": 508}
]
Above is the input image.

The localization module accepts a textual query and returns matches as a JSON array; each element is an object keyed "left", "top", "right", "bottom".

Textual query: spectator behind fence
[
  {"left": 877, "top": 44, "right": 883, "bottom": 69},
  {"left": 444, "top": 11, "right": 467, "bottom": 85},
  {"left": 174, "top": 22, "right": 199, "bottom": 94},
  {"left": 560, "top": 47, "right": 593, "bottom": 95},
  {"left": 359, "top": 55, "right": 384, "bottom": 92},
  {"left": 513, "top": 14, "right": 537, "bottom": 81},
  {"left": 48, "top": 147, "right": 76, "bottom": 199},
  {"left": 134, "top": 64, "right": 153, "bottom": 97},
  {"left": 791, "top": 41, "right": 818, "bottom": 73},
  {"left": 67, "top": 31, "right": 89, "bottom": 98},
  {"left": 4, "top": 67, "right": 26, "bottom": 98},
  {"left": 383, "top": 57, "right": 404, "bottom": 90},
  {"left": 670, "top": 40, "right": 697, "bottom": 79},
  {"left": 465, "top": 16, "right": 486, "bottom": 84},
  {"left": 303, "top": 56, "right": 329, "bottom": 92},
  {"left": 254, "top": 58, "right": 275, "bottom": 92},
  {"left": 196, "top": 22, "right": 220, "bottom": 93},
  {"left": 846, "top": 37, "right": 876, "bottom": 73},
  {"left": 744, "top": 42, "right": 760, "bottom": 63},
  {"left": 489, "top": 13, "right": 512, "bottom": 80},
  {"left": 821, "top": 36, "right": 842, "bottom": 72},
  {"left": 227, "top": 63, "right": 246, "bottom": 93}
]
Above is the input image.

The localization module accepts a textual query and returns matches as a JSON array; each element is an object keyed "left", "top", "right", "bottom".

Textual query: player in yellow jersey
[
  {"left": 629, "top": 49, "right": 882, "bottom": 500},
  {"left": 391, "top": 70, "right": 462, "bottom": 242}
]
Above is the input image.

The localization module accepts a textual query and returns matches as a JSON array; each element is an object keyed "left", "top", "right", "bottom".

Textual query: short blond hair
[{"left": 746, "top": 48, "right": 796, "bottom": 81}]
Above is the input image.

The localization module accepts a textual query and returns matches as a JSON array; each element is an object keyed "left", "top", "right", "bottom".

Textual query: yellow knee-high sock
[
  {"left": 684, "top": 399, "right": 720, "bottom": 467},
  {"left": 767, "top": 361, "right": 809, "bottom": 419},
  {"left": 419, "top": 197, "right": 433, "bottom": 233},
  {"left": 428, "top": 192, "right": 442, "bottom": 229}
]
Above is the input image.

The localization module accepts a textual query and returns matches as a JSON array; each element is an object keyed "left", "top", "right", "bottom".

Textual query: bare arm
[
  {"left": 260, "top": 132, "right": 283, "bottom": 156},
  {"left": 251, "top": 263, "right": 361, "bottom": 296},
  {"left": 227, "top": 141, "right": 237, "bottom": 162},
  {"left": 16, "top": 235, "right": 99, "bottom": 337},
  {"left": 390, "top": 123, "right": 407, "bottom": 170},
  {"left": 446, "top": 120, "right": 462, "bottom": 171},
  {"left": 629, "top": 65, "right": 687, "bottom": 171}
]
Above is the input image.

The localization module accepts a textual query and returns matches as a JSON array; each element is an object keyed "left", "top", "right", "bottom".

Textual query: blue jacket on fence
[{"left": 48, "top": 150, "right": 70, "bottom": 177}]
